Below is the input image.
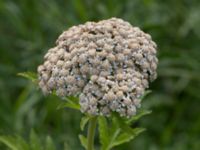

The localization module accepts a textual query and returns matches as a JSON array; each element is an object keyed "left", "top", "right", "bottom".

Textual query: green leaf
[
  {"left": 109, "top": 117, "right": 120, "bottom": 135},
  {"left": 98, "top": 116, "right": 110, "bottom": 150},
  {"left": 57, "top": 96, "right": 80, "bottom": 110},
  {"left": 0, "top": 132, "right": 56, "bottom": 150},
  {"left": 140, "top": 90, "right": 151, "bottom": 100},
  {"left": 72, "top": 0, "right": 88, "bottom": 21},
  {"left": 80, "top": 116, "right": 90, "bottom": 131},
  {"left": 114, "top": 113, "right": 147, "bottom": 135},
  {"left": 65, "top": 96, "right": 79, "bottom": 103},
  {"left": 114, "top": 114, "right": 134, "bottom": 134},
  {"left": 45, "top": 136, "right": 56, "bottom": 150},
  {"left": 60, "top": 102, "right": 80, "bottom": 110},
  {"left": 18, "top": 72, "right": 37, "bottom": 83},
  {"left": 106, "top": 130, "right": 120, "bottom": 150},
  {"left": 110, "top": 128, "right": 145, "bottom": 148},
  {"left": 127, "top": 110, "right": 152, "bottom": 124},
  {"left": 64, "top": 96, "right": 80, "bottom": 110},
  {"left": 57, "top": 101, "right": 80, "bottom": 110},
  {"left": 99, "top": 113, "right": 147, "bottom": 150},
  {"left": 78, "top": 134, "right": 87, "bottom": 149},
  {"left": 17, "top": 136, "right": 29, "bottom": 150},
  {"left": 0, "top": 135, "right": 29, "bottom": 150},
  {"left": 0, "top": 136, "right": 19, "bottom": 150},
  {"left": 64, "top": 142, "right": 71, "bottom": 150},
  {"left": 104, "top": 129, "right": 121, "bottom": 150},
  {"left": 30, "top": 130, "right": 42, "bottom": 150}
]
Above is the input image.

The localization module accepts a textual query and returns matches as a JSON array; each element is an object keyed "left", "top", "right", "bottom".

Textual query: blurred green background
[{"left": 0, "top": 0, "right": 200, "bottom": 149}]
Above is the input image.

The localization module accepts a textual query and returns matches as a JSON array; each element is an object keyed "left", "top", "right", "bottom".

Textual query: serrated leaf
[
  {"left": 114, "top": 114, "right": 134, "bottom": 134},
  {"left": 110, "top": 117, "right": 119, "bottom": 134},
  {"left": 110, "top": 128, "right": 145, "bottom": 148},
  {"left": 45, "top": 136, "right": 56, "bottom": 150},
  {"left": 111, "top": 133, "right": 133, "bottom": 147},
  {"left": 127, "top": 110, "right": 152, "bottom": 124},
  {"left": 80, "top": 116, "right": 90, "bottom": 131},
  {"left": 30, "top": 129, "right": 42, "bottom": 150},
  {"left": 99, "top": 116, "right": 123, "bottom": 150},
  {"left": 18, "top": 72, "right": 37, "bottom": 83},
  {"left": 114, "top": 113, "right": 146, "bottom": 137},
  {"left": 105, "top": 129, "right": 121, "bottom": 150},
  {"left": 99, "top": 113, "right": 146, "bottom": 150},
  {"left": 79, "top": 134, "right": 87, "bottom": 149},
  {"left": 98, "top": 116, "right": 109, "bottom": 150}
]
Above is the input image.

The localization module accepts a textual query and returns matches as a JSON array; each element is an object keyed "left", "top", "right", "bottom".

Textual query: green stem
[{"left": 87, "top": 116, "right": 97, "bottom": 150}]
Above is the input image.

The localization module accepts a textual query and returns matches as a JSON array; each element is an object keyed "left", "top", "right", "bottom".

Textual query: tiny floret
[{"left": 37, "top": 18, "right": 158, "bottom": 117}]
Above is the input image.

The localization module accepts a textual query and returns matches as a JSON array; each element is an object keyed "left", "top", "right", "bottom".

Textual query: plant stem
[{"left": 87, "top": 116, "right": 97, "bottom": 150}]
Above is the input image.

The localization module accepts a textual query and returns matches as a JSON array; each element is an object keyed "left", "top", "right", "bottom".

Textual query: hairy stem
[{"left": 87, "top": 116, "right": 97, "bottom": 150}]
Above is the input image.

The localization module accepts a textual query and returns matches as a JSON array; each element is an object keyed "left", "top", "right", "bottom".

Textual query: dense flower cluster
[{"left": 38, "top": 18, "right": 158, "bottom": 117}]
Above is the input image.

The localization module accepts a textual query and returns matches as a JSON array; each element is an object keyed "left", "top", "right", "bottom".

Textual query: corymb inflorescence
[{"left": 37, "top": 18, "right": 158, "bottom": 117}]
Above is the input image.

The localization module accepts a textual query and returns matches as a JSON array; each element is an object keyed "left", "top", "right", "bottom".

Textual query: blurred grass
[{"left": 0, "top": 0, "right": 200, "bottom": 149}]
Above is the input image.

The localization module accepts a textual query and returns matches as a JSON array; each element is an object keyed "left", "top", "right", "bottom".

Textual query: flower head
[{"left": 38, "top": 18, "right": 158, "bottom": 117}]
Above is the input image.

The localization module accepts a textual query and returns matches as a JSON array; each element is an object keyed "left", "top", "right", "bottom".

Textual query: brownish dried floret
[{"left": 38, "top": 18, "right": 158, "bottom": 117}]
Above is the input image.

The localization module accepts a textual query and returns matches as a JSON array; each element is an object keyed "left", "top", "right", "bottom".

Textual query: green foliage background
[{"left": 0, "top": 0, "right": 200, "bottom": 149}]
